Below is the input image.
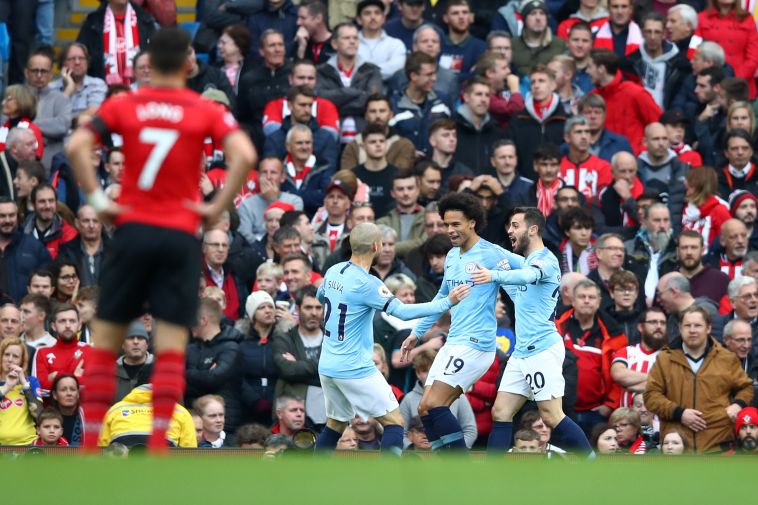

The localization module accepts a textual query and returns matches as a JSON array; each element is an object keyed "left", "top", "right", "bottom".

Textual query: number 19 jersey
[{"left": 88, "top": 87, "right": 240, "bottom": 234}]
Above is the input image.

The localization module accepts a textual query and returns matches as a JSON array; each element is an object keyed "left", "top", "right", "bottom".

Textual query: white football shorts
[
  {"left": 320, "top": 371, "right": 399, "bottom": 422},
  {"left": 426, "top": 344, "right": 496, "bottom": 391},
  {"left": 498, "top": 340, "right": 566, "bottom": 402}
]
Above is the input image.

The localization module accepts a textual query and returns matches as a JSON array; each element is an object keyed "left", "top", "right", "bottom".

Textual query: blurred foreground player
[{"left": 66, "top": 27, "right": 256, "bottom": 452}]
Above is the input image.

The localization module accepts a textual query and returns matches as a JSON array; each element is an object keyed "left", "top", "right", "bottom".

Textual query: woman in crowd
[
  {"left": 661, "top": 429, "right": 690, "bottom": 455},
  {"left": 0, "top": 84, "right": 44, "bottom": 159},
  {"left": 49, "top": 374, "right": 84, "bottom": 446},
  {"left": 0, "top": 338, "right": 42, "bottom": 445},
  {"left": 610, "top": 407, "right": 647, "bottom": 454},
  {"left": 337, "top": 426, "right": 359, "bottom": 450},
  {"left": 216, "top": 24, "right": 251, "bottom": 94},
  {"left": 682, "top": 165, "right": 731, "bottom": 249},
  {"left": 52, "top": 261, "right": 81, "bottom": 304},
  {"left": 698, "top": 0, "right": 758, "bottom": 99},
  {"left": 591, "top": 423, "right": 619, "bottom": 454},
  {"left": 236, "top": 291, "right": 278, "bottom": 426},
  {"left": 195, "top": 394, "right": 232, "bottom": 448},
  {"left": 727, "top": 101, "right": 756, "bottom": 142}
]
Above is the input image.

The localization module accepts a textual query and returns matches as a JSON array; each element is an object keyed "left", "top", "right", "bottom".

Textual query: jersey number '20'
[
  {"left": 324, "top": 298, "right": 347, "bottom": 341},
  {"left": 138, "top": 127, "right": 179, "bottom": 190}
]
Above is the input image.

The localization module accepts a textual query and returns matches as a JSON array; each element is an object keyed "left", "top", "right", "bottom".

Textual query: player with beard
[
  {"left": 734, "top": 406, "right": 758, "bottom": 453},
  {"left": 314, "top": 222, "right": 469, "bottom": 454},
  {"left": 610, "top": 307, "right": 668, "bottom": 407},
  {"left": 471, "top": 207, "right": 594, "bottom": 455}
]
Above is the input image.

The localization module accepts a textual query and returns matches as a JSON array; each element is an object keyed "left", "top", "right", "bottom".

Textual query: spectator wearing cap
[
  {"left": 511, "top": 0, "right": 566, "bottom": 77},
  {"left": 660, "top": 110, "right": 703, "bottom": 167},
  {"left": 236, "top": 291, "right": 280, "bottom": 425},
  {"left": 114, "top": 320, "right": 153, "bottom": 402},
  {"left": 263, "top": 85, "right": 338, "bottom": 173},
  {"left": 626, "top": 12, "right": 690, "bottom": 110},
  {"left": 722, "top": 191, "right": 758, "bottom": 250},
  {"left": 385, "top": 0, "right": 428, "bottom": 53},
  {"left": 356, "top": 0, "right": 407, "bottom": 82},
  {"left": 237, "top": 30, "right": 292, "bottom": 149},
  {"left": 734, "top": 406, "right": 758, "bottom": 451},
  {"left": 438, "top": 0, "right": 486, "bottom": 83},
  {"left": 717, "top": 129, "right": 758, "bottom": 200},
  {"left": 187, "top": 298, "right": 244, "bottom": 433},
  {"left": 588, "top": 49, "right": 662, "bottom": 155},
  {"left": 311, "top": 177, "right": 355, "bottom": 268},
  {"left": 645, "top": 305, "right": 753, "bottom": 452}
]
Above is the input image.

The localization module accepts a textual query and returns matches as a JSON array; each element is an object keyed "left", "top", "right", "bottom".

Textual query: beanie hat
[
  {"left": 245, "top": 291, "right": 275, "bottom": 320},
  {"left": 728, "top": 190, "right": 758, "bottom": 217},
  {"left": 735, "top": 406, "right": 758, "bottom": 435}
]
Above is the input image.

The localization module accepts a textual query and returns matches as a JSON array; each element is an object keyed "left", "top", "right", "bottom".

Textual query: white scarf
[
  {"left": 285, "top": 154, "right": 316, "bottom": 189},
  {"left": 103, "top": 3, "right": 140, "bottom": 85}
]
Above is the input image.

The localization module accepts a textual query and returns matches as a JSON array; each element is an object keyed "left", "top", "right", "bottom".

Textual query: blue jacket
[
  {"left": 562, "top": 128, "right": 635, "bottom": 163},
  {"left": 389, "top": 91, "right": 451, "bottom": 153},
  {"left": 280, "top": 161, "right": 334, "bottom": 215},
  {"left": 440, "top": 34, "right": 486, "bottom": 83},
  {"left": 263, "top": 117, "right": 339, "bottom": 173},
  {"left": 3, "top": 231, "right": 51, "bottom": 303},
  {"left": 246, "top": 0, "right": 298, "bottom": 63}
]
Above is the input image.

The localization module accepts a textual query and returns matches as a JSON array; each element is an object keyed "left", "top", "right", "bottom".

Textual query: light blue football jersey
[
  {"left": 490, "top": 247, "right": 562, "bottom": 358},
  {"left": 317, "top": 261, "right": 453, "bottom": 379},
  {"left": 412, "top": 238, "right": 520, "bottom": 352}
]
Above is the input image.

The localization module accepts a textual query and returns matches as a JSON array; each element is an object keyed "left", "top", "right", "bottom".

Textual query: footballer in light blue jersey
[
  {"left": 317, "top": 262, "right": 459, "bottom": 380},
  {"left": 411, "top": 238, "right": 518, "bottom": 352},
  {"left": 487, "top": 246, "right": 562, "bottom": 358}
]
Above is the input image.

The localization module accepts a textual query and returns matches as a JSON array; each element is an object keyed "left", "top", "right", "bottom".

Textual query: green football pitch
[{"left": 2, "top": 453, "right": 754, "bottom": 504}]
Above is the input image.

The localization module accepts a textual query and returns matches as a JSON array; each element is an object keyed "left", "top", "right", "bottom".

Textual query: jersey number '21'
[
  {"left": 138, "top": 127, "right": 179, "bottom": 190},
  {"left": 324, "top": 298, "right": 347, "bottom": 341}
]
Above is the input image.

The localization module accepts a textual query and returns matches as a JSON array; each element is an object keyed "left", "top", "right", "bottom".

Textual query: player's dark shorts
[{"left": 97, "top": 223, "right": 201, "bottom": 327}]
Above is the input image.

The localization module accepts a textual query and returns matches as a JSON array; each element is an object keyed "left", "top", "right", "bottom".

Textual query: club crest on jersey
[
  {"left": 465, "top": 263, "right": 477, "bottom": 273},
  {"left": 378, "top": 285, "right": 393, "bottom": 298},
  {"left": 497, "top": 259, "right": 511, "bottom": 270}
]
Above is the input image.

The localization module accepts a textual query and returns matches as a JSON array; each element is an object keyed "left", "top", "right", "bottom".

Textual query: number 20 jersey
[{"left": 88, "top": 87, "right": 240, "bottom": 234}]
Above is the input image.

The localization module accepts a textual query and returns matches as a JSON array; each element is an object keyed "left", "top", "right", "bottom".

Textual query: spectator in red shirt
[
  {"left": 697, "top": 0, "right": 758, "bottom": 99},
  {"left": 560, "top": 115, "right": 612, "bottom": 203},
  {"left": 33, "top": 304, "right": 88, "bottom": 392},
  {"left": 588, "top": 49, "right": 661, "bottom": 154}
]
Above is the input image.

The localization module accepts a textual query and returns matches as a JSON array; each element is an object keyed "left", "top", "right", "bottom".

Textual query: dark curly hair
[{"left": 438, "top": 192, "right": 486, "bottom": 233}]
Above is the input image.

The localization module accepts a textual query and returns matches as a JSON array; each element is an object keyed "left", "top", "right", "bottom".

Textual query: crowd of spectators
[{"left": 0, "top": 0, "right": 757, "bottom": 455}]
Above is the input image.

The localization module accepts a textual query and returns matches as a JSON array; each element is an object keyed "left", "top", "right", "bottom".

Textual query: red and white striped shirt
[{"left": 612, "top": 343, "right": 659, "bottom": 407}]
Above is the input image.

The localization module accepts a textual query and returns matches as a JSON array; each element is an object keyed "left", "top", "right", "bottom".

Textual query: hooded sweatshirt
[{"left": 638, "top": 41, "right": 680, "bottom": 107}]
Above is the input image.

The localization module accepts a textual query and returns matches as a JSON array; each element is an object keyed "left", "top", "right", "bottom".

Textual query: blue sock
[
  {"left": 420, "top": 414, "right": 442, "bottom": 451},
  {"left": 553, "top": 416, "right": 594, "bottom": 456},
  {"left": 428, "top": 407, "right": 467, "bottom": 450},
  {"left": 315, "top": 426, "right": 342, "bottom": 451},
  {"left": 487, "top": 421, "right": 513, "bottom": 453},
  {"left": 380, "top": 424, "right": 404, "bottom": 455}
]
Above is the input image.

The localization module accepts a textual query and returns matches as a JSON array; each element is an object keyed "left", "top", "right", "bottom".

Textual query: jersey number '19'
[
  {"left": 324, "top": 298, "right": 347, "bottom": 341},
  {"left": 138, "top": 127, "right": 179, "bottom": 190}
]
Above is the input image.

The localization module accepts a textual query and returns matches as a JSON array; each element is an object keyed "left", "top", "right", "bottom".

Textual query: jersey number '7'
[
  {"left": 324, "top": 298, "right": 348, "bottom": 341},
  {"left": 138, "top": 127, "right": 179, "bottom": 190}
]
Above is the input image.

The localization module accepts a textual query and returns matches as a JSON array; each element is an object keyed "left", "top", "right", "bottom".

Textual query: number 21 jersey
[{"left": 88, "top": 87, "right": 240, "bottom": 234}]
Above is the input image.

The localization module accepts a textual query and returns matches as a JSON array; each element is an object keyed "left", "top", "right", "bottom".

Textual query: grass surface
[{"left": 1, "top": 453, "right": 754, "bottom": 504}]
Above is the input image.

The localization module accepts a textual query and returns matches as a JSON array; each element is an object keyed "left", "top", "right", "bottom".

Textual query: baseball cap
[
  {"left": 521, "top": 0, "right": 548, "bottom": 17},
  {"left": 326, "top": 179, "right": 356, "bottom": 200},
  {"left": 202, "top": 88, "right": 231, "bottom": 109},
  {"left": 126, "top": 320, "right": 149, "bottom": 340},
  {"left": 357, "top": 0, "right": 385, "bottom": 15},
  {"left": 735, "top": 406, "right": 758, "bottom": 435},
  {"left": 659, "top": 110, "right": 689, "bottom": 126},
  {"left": 265, "top": 201, "right": 296, "bottom": 214}
]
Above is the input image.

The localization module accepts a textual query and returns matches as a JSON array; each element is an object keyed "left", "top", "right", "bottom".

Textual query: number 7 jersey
[{"left": 87, "top": 87, "right": 240, "bottom": 234}]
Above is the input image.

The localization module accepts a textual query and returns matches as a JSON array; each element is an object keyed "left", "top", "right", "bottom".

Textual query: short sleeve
[
  {"left": 612, "top": 347, "right": 629, "bottom": 366},
  {"left": 360, "top": 277, "right": 396, "bottom": 312},
  {"left": 208, "top": 102, "right": 240, "bottom": 146},
  {"left": 87, "top": 98, "right": 120, "bottom": 143}
]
